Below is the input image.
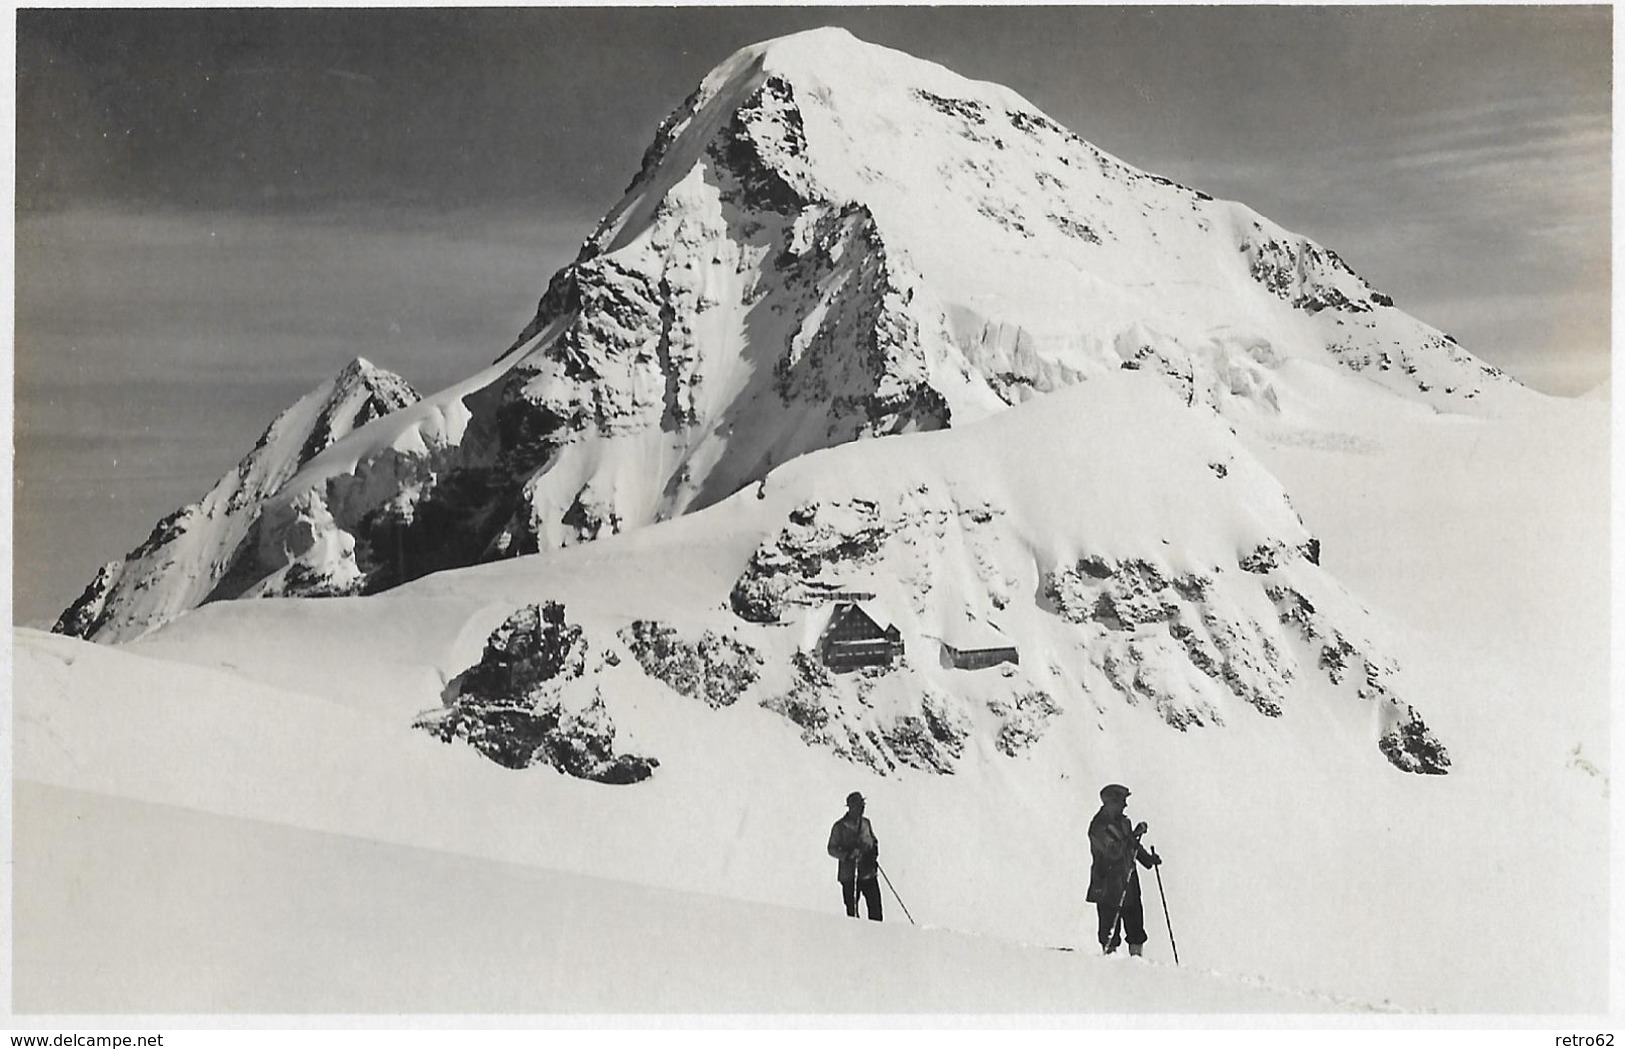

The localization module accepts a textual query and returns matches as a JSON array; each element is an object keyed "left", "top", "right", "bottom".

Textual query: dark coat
[
  {"left": 827, "top": 814, "right": 879, "bottom": 882},
  {"left": 1086, "top": 807, "right": 1154, "bottom": 904}
]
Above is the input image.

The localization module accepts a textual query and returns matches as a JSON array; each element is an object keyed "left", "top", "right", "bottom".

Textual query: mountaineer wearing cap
[
  {"left": 1087, "top": 783, "right": 1161, "bottom": 955},
  {"left": 827, "top": 791, "right": 882, "bottom": 920}
]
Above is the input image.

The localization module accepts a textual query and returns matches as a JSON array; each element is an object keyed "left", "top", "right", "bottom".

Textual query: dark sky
[
  {"left": 19, "top": 7, "right": 1612, "bottom": 226},
  {"left": 12, "top": 6, "right": 1612, "bottom": 627}
]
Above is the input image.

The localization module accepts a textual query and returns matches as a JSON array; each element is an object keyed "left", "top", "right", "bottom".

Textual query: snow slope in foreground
[
  {"left": 13, "top": 780, "right": 1358, "bottom": 1014},
  {"left": 10, "top": 378, "right": 1611, "bottom": 1016}
]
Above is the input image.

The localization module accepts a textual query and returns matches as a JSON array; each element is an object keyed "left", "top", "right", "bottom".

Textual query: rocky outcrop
[
  {"left": 987, "top": 688, "right": 1063, "bottom": 757},
  {"left": 407, "top": 359, "right": 1447, "bottom": 781},
  {"left": 758, "top": 652, "right": 972, "bottom": 775},
  {"left": 619, "top": 619, "right": 763, "bottom": 708},
  {"left": 1045, "top": 556, "right": 1282, "bottom": 730},
  {"left": 416, "top": 602, "right": 658, "bottom": 783},
  {"left": 53, "top": 562, "right": 122, "bottom": 640},
  {"left": 730, "top": 499, "right": 891, "bottom": 621},
  {"left": 1240, "top": 234, "right": 1384, "bottom": 316},
  {"left": 1037, "top": 545, "right": 1448, "bottom": 773},
  {"left": 1269, "top": 585, "right": 1450, "bottom": 774},
  {"left": 1379, "top": 710, "right": 1453, "bottom": 775}
]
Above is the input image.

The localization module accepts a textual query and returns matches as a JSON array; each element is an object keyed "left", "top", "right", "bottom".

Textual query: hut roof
[
  {"left": 942, "top": 615, "right": 1013, "bottom": 652},
  {"left": 851, "top": 600, "right": 897, "bottom": 633},
  {"left": 798, "top": 600, "right": 898, "bottom": 650}
]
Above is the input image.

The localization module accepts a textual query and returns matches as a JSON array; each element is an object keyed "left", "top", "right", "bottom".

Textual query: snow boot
[{"left": 1128, "top": 943, "right": 1143, "bottom": 958}]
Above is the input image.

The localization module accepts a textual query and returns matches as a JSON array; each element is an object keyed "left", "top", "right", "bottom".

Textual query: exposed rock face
[
  {"left": 758, "top": 652, "right": 972, "bottom": 775},
  {"left": 1379, "top": 712, "right": 1453, "bottom": 775},
  {"left": 417, "top": 602, "right": 658, "bottom": 783},
  {"left": 1242, "top": 235, "right": 1380, "bottom": 314},
  {"left": 53, "top": 358, "right": 419, "bottom": 643},
  {"left": 1040, "top": 552, "right": 1448, "bottom": 773},
  {"left": 988, "top": 688, "right": 1063, "bottom": 757},
  {"left": 53, "top": 563, "right": 122, "bottom": 642},
  {"left": 619, "top": 620, "right": 763, "bottom": 708},
  {"left": 1269, "top": 585, "right": 1451, "bottom": 774},
  {"left": 729, "top": 499, "right": 891, "bottom": 622}
]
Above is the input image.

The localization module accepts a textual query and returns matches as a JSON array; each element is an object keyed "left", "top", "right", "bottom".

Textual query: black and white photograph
[{"left": 8, "top": 3, "right": 1615, "bottom": 1032}]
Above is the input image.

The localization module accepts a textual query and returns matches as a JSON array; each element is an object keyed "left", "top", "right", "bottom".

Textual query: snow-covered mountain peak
[
  {"left": 59, "top": 28, "right": 1532, "bottom": 641},
  {"left": 550, "top": 25, "right": 1520, "bottom": 418},
  {"left": 746, "top": 26, "right": 1033, "bottom": 117},
  {"left": 336, "top": 355, "right": 387, "bottom": 382}
]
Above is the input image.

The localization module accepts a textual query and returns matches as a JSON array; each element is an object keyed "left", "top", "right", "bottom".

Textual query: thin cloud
[{"left": 1383, "top": 112, "right": 1609, "bottom": 178}]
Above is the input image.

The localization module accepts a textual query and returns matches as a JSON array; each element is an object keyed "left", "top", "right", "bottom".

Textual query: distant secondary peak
[{"left": 326, "top": 357, "right": 416, "bottom": 403}]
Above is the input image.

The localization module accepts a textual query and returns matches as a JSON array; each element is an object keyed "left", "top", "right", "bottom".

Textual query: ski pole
[
  {"left": 1105, "top": 873, "right": 1131, "bottom": 951},
  {"left": 1103, "top": 828, "right": 1144, "bottom": 952},
  {"left": 1150, "top": 847, "right": 1179, "bottom": 966},
  {"left": 877, "top": 863, "right": 916, "bottom": 925}
]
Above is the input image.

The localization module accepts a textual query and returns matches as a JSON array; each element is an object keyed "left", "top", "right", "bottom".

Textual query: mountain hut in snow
[
  {"left": 817, "top": 601, "right": 904, "bottom": 672},
  {"left": 941, "top": 616, "right": 1019, "bottom": 670}
]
